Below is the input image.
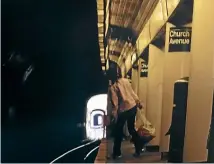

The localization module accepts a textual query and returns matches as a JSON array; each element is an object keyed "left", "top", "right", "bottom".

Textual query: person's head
[
  {"left": 108, "top": 68, "right": 117, "bottom": 84},
  {"left": 109, "top": 65, "right": 122, "bottom": 84}
]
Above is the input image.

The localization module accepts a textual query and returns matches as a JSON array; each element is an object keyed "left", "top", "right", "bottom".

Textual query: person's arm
[
  {"left": 109, "top": 86, "right": 119, "bottom": 117},
  {"left": 126, "top": 79, "right": 144, "bottom": 109},
  {"left": 107, "top": 87, "right": 112, "bottom": 116},
  {"left": 126, "top": 79, "right": 139, "bottom": 102},
  {"left": 105, "top": 86, "right": 116, "bottom": 126},
  {"left": 104, "top": 90, "right": 111, "bottom": 126}
]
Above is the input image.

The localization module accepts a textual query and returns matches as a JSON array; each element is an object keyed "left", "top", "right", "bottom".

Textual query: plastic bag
[{"left": 135, "top": 108, "right": 156, "bottom": 138}]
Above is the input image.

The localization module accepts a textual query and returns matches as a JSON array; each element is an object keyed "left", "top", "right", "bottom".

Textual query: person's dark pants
[{"left": 113, "top": 106, "right": 140, "bottom": 156}]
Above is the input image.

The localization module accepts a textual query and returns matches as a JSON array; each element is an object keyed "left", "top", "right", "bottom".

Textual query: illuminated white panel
[
  {"left": 98, "top": 116, "right": 103, "bottom": 125},
  {"left": 86, "top": 94, "right": 107, "bottom": 140},
  {"left": 87, "top": 94, "right": 107, "bottom": 112}
]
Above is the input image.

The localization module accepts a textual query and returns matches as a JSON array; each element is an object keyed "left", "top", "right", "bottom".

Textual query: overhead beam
[
  {"left": 98, "top": 15, "right": 104, "bottom": 23},
  {"left": 97, "top": 10, "right": 104, "bottom": 15},
  {"left": 97, "top": 4, "right": 104, "bottom": 10}
]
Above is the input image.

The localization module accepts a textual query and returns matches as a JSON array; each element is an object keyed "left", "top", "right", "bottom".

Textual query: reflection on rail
[
  {"left": 84, "top": 145, "right": 99, "bottom": 161},
  {"left": 50, "top": 139, "right": 100, "bottom": 163}
]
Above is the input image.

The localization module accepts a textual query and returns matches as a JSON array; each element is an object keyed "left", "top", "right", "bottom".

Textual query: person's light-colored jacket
[{"left": 107, "top": 78, "right": 139, "bottom": 115}]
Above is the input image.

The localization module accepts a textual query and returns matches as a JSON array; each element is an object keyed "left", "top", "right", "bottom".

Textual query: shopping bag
[
  {"left": 137, "top": 127, "right": 151, "bottom": 137},
  {"left": 135, "top": 108, "right": 156, "bottom": 138}
]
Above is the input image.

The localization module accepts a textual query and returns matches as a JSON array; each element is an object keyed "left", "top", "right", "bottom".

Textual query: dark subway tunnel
[{"left": 1, "top": 0, "right": 108, "bottom": 162}]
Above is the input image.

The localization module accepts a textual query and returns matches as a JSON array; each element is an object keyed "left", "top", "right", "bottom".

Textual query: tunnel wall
[
  {"left": 146, "top": 44, "right": 164, "bottom": 146},
  {"left": 125, "top": 55, "right": 132, "bottom": 73},
  {"left": 133, "top": 0, "right": 182, "bottom": 121},
  {"left": 136, "top": 0, "right": 180, "bottom": 55},
  {"left": 137, "top": 22, "right": 151, "bottom": 56},
  {"left": 125, "top": 0, "right": 181, "bottom": 74},
  {"left": 121, "top": 64, "right": 126, "bottom": 78},
  {"left": 159, "top": 22, "right": 191, "bottom": 152},
  {"left": 167, "top": 0, "right": 180, "bottom": 17},
  {"left": 149, "top": 0, "right": 168, "bottom": 40},
  {"left": 182, "top": 0, "right": 214, "bottom": 162},
  {"left": 138, "top": 58, "right": 148, "bottom": 114},
  {"left": 132, "top": 68, "right": 139, "bottom": 95}
]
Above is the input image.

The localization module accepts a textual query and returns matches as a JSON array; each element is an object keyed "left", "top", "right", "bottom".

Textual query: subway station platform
[{"left": 95, "top": 139, "right": 166, "bottom": 163}]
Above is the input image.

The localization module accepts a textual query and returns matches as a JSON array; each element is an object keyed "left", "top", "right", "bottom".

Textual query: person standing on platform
[{"left": 107, "top": 65, "right": 143, "bottom": 159}]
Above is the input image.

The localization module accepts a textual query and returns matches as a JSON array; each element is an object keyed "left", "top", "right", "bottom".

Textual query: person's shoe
[
  {"left": 133, "top": 152, "right": 140, "bottom": 158},
  {"left": 141, "top": 147, "right": 146, "bottom": 152},
  {"left": 124, "top": 135, "right": 131, "bottom": 141},
  {"left": 112, "top": 154, "right": 122, "bottom": 159}
]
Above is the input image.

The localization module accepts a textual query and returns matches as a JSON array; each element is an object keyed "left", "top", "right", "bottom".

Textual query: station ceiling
[{"left": 97, "top": 0, "right": 159, "bottom": 70}]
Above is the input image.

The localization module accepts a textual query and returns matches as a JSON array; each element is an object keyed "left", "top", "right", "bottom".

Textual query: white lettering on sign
[
  {"left": 169, "top": 38, "right": 190, "bottom": 44},
  {"left": 142, "top": 64, "right": 148, "bottom": 69},
  {"left": 170, "top": 31, "right": 190, "bottom": 38},
  {"left": 141, "top": 69, "right": 148, "bottom": 73},
  {"left": 141, "top": 63, "right": 148, "bottom": 73},
  {"left": 169, "top": 29, "right": 191, "bottom": 45}
]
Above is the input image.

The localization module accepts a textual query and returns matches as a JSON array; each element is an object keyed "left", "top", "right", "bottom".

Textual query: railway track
[{"left": 50, "top": 139, "right": 101, "bottom": 163}]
